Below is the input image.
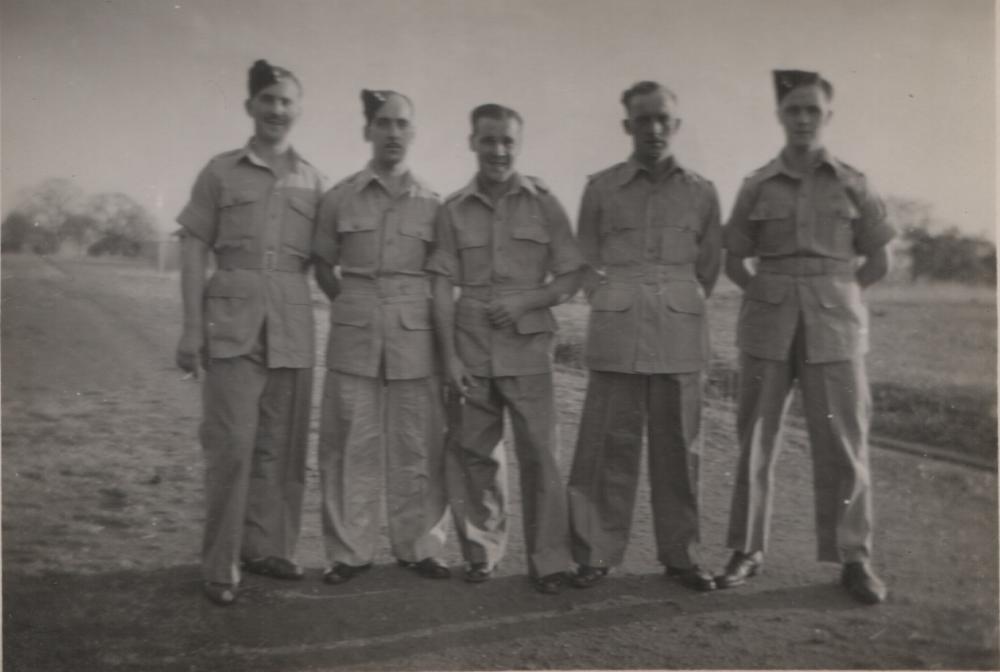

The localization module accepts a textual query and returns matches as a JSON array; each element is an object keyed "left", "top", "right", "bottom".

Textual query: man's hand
[
  {"left": 176, "top": 332, "right": 204, "bottom": 379},
  {"left": 446, "top": 356, "right": 476, "bottom": 398},
  {"left": 486, "top": 294, "right": 529, "bottom": 329}
]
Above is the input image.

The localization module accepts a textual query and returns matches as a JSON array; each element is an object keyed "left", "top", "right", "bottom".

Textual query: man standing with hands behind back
[
  {"left": 566, "top": 81, "right": 722, "bottom": 592},
  {"left": 717, "top": 70, "right": 894, "bottom": 604},
  {"left": 176, "top": 60, "right": 325, "bottom": 606}
]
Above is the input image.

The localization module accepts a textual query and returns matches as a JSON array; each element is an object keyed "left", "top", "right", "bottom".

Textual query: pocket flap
[
  {"left": 401, "top": 219, "right": 434, "bottom": 242},
  {"left": 340, "top": 215, "right": 378, "bottom": 233},
  {"left": 663, "top": 283, "right": 704, "bottom": 315},
  {"left": 514, "top": 308, "right": 557, "bottom": 334},
  {"left": 457, "top": 224, "right": 489, "bottom": 249},
  {"left": 811, "top": 279, "right": 855, "bottom": 309},
  {"left": 288, "top": 196, "right": 318, "bottom": 220},
  {"left": 398, "top": 301, "right": 432, "bottom": 330},
  {"left": 833, "top": 200, "right": 860, "bottom": 220},
  {"left": 330, "top": 300, "right": 372, "bottom": 327},
  {"left": 221, "top": 188, "right": 261, "bottom": 208},
  {"left": 512, "top": 220, "right": 551, "bottom": 244},
  {"left": 748, "top": 200, "right": 793, "bottom": 220},
  {"left": 745, "top": 275, "right": 790, "bottom": 304},
  {"left": 205, "top": 274, "right": 250, "bottom": 298},
  {"left": 589, "top": 287, "right": 634, "bottom": 312}
]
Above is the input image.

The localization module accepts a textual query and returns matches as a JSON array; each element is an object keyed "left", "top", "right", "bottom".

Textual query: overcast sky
[{"left": 1, "top": 0, "right": 995, "bottom": 239}]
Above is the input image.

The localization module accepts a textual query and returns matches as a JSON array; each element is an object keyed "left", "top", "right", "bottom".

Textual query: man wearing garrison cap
[
  {"left": 313, "top": 89, "right": 452, "bottom": 585},
  {"left": 716, "top": 70, "right": 894, "bottom": 604},
  {"left": 176, "top": 59, "right": 326, "bottom": 606},
  {"left": 428, "top": 104, "right": 584, "bottom": 594},
  {"left": 565, "top": 81, "right": 722, "bottom": 593}
]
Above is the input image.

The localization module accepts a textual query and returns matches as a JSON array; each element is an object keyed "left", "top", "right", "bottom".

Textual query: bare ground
[{"left": 2, "top": 254, "right": 997, "bottom": 671}]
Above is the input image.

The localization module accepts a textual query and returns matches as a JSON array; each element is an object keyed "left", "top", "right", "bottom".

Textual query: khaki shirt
[
  {"left": 578, "top": 157, "right": 722, "bottom": 374},
  {"left": 427, "top": 174, "right": 584, "bottom": 377},
  {"left": 724, "top": 150, "right": 895, "bottom": 363},
  {"left": 314, "top": 166, "right": 439, "bottom": 380},
  {"left": 177, "top": 143, "right": 326, "bottom": 368}
]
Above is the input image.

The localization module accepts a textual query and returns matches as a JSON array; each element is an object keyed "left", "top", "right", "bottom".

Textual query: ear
[
  {"left": 363, "top": 124, "right": 372, "bottom": 143},
  {"left": 468, "top": 133, "right": 477, "bottom": 153},
  {"left": 622, "top": 119, "right": 633, "bottom": 136},
  {"left": 244, "top": 98, "right": 252, "bottom": 116},
  {"left": 671, "top": 118, "right": 682, "bottom": 135}
]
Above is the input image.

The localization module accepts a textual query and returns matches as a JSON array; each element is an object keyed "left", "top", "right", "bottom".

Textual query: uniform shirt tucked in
[
  {"left": 314, "top": 166, "right": 440, "bottom": 380},
  {"left": 427, "top": 173, "right": 584, "bottom": 377},
  {"left": 577, "top": 157, "right": 722, "bottom": 374},
  {"left": 724, "top": 150, "right": 896, "bottom": 363},
  {"left": 177, "top": 142, "right": 326, "bottom": 368}
]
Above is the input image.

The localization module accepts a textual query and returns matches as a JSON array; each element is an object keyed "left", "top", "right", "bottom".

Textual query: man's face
[
  {"left": 364, "top": 94, "right": 415, "bottom": 167},
  {"left": 245, "top": 79, "right": 302, "bottom": 144},
  {"left": 777, "top": 84, "right": 832, "bottom": 150},
  {"left": 469, "top": 116, "right": 522, "bottom": 184},
  {"left": 623, "top": 90, "right": 681, "bottom": 164}
]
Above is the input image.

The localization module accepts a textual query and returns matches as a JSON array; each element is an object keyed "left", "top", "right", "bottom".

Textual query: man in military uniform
[
  {"left": 566, "top": 81, "right": 722, "bottom": 592},
  {"left": 429, "top": 104, "right": 583, "bottom": 594},
  {"left": 313, "top": 90, "right": 451, "bottom": 585},
  {"left": 716, "top": 70, "right": 894, "bottom": 605},
  {"left": 176, "top": 60, "right": 326, "bottom": 606}
]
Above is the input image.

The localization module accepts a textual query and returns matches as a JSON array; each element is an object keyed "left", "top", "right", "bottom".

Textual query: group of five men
[{"left": 176, "top": 59, "right": 893, "bottom": 608}]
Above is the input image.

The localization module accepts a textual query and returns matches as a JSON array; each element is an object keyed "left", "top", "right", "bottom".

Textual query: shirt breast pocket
[
  {"left": 658, "top": 211, "right": 699, "bottom": 265},
  {"left": 337, "top": 214, "right": 379, "bottom": 264},
  {"left": 749, "top": 200, "right": 795, "bottom": 255},
  {"left": 284, "top": 195, "right": 317, "bottom": 258},
  {"left": 823, "top": 197, "right": 859, "bottom": 253},
  {"left": 218, "top": 188, "right": 261, "bottom": 250}
]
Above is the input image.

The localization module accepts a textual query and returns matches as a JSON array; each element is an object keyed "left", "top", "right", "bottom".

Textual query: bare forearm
[
  {"left": 856, "top": 247, "right": 891, "bottom": 288},
  {"left": 431, "top": 275, "right": 458, "bottom": 362},
  {"left": 314, "top": 260, "right": 340, "bottom": 301},
  {"left": 179, "top": 235, "right": 208, "bottom": 337},
  {"left": 521, "top": 270, "right": 582, "bottom": 310},
  {"left": 724, "top": 252, "right": 754, "bottom": 290}
]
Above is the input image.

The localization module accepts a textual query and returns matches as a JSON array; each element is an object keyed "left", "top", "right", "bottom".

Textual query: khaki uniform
[
  {"left": 427, "top": 174, "right": 583, "bottom": 577},
  {"left": 567, "top": 157, "right": 721, "bottom": 569},
  {"left": 178, "top": 142, "right": 325, "bottom": 585},
  {"left": 723, "top": 150, "right": 895, "bottom": 563},
  {"left": 314, "top": 166, "right": 448, "bottom": 566}
]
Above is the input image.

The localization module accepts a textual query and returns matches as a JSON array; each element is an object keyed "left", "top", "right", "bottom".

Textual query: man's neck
[
  {"left": 781, "top": 144, "right": 825, "bottom": 174},
  {"left": 251, "top": 137, "right": 293, "bottom": 175},
  {"left": 477, "top": 174, "right": 513, "bottom": 203},
  {"left": 371, "top": 160, "right": 408, "bottom": 195},
  {"left": 634, "top": 152, "right": 674, "bottom": 177}
]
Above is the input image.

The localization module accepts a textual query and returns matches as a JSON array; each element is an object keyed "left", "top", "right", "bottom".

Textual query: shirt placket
[
  {"left": 794, "top": 173, "right": 815, "bottom": 253},
  {"left": 491, "top": 197, "right": 507, "bottom": 287}
]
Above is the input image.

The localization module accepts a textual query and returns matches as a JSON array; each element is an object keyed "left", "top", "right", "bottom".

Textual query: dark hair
[
  {"left": 248, "top": 59, "right": 301, "bottom": 98},
  {"left": 361, "top": 89, "right": 414, "bottom": 126},
  {"left": 773, "top": 70, "right": 834, "bottom": 103},
  {"left": 620, "top": 81, "right": 678, "bottom": 110},
  {"left": 470, "top": 103, "right": 523, "bottom": 132}
]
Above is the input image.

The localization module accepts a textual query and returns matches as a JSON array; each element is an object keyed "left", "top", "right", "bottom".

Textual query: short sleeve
[
  {"left": 852, "top": 176, "right": 896, "bottom": 255},
  {"left": 177, "top": 162, "right": 220, "bottom": 244},
  {"left": 312, "top": 187, "right": 341, "bottom": 266},
  {"left": 723, "top": 179, "right": 758, "bottom": 258},
  {"left": 540, "top": 193, "right": 584, "bottom": 276},
  {"left": 695, "top": 182, "right": 723, "bottom": 292},
  {"left": 425, "top": 205, "right": 459, "bottom": 278}
]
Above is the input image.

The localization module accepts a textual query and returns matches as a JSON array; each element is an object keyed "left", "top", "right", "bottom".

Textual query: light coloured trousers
[
  {"left": 318, "top": 370, "right": 449, "bottom": 566},
  {"left": 725, "top": 322, "right": 874, "bottom": 563},
  {"left": 200, "top": 357, "right": 311, "bottom": 585},
  {"left": 448, "top": 373, "right": 572, "bottom": 578},
  {"left": 567, "top": 370, "right": 704, "bottom": 569}
]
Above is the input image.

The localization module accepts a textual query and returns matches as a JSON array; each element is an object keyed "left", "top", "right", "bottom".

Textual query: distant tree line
[
  {"left": 2, "top": 178, "right": 157, "bottom": 257},
  {"left": 885, "top": 196, "right": 995, "bottom": 285}
]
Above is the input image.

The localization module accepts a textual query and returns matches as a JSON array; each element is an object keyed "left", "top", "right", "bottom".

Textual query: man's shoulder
[
  {"left": 585, "top": 161, "right": 630, "bottom": 187},
  {"left": 676, "top": 165, "right": 716, "bottom": 193}
]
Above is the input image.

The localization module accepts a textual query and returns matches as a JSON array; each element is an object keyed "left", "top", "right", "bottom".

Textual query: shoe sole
[{"left": 715, "top": 565, "right": 761, "bottom": 589}]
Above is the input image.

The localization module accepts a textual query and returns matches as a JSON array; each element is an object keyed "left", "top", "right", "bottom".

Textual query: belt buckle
[{"left": 264, "top": 250, "right": 276, "bottom": 271}]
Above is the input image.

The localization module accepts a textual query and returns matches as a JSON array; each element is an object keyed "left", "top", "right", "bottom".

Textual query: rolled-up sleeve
[
  {"left": 425, "top": 205, "right": 458, "bottom": 278},
  {"left": 541, "top": 193, "right": 584, "bottom": 276},
  {"left": 852, "top": 176, "right": 896, "bottom": 255},
  {"left": 723, "top": 180, "right": 758, "bottom": 258},
  {"left": 177, "top": 163, "right": 219, "bottom": 244},
  {"left": 695, "top": 181, "right": 723, "bottom": 293},
  {"left": 312, "top": 187, "right": 340, "bottom": 266}
]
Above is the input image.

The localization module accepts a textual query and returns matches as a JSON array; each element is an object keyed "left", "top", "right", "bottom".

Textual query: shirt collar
[
  {"left": 352, "top": 163, "right": 426, "bottom": 196},
  {"left": 458, "top": 172, "right": 534, "bottom": 205},
  {"left": 238, "top": 138, "right": 306, "bottom": 172},
  {"left": 616, "top": 154, "right": 683, "bottom": 187},
  {"left": 768, "top": 147, "right": 846, "bottom": 181}
]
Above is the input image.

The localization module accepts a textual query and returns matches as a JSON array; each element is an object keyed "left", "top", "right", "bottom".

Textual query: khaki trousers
[
  {"left": 726, "top": 320, "right": 874, "bottom": 563},
  {"left": 568, "top": 370, "right": 703, "bottom": 569},
  {"left": 448, "top": 373, "right": 572, "bottom": 578},
  {"left": 318, "top": 370, "right": 448, "bottom": 566},
  {"left": 200, "top": 357, "right": 311, "bottom": 585}
]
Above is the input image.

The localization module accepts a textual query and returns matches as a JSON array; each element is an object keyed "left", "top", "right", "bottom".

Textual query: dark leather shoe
[
  {"left": 841, "top": 561, "right": 887, "bottom": 604},
  {"left": 398, "top": 558, "right": 452, "bottom": 579},
  {"left": 322, "top": 562, "right": 372, "bottom": 585},
  {"left": 665, "top": 565, "right": 716, "bottom": 592},
  {"left": 203, "top": 582, "right": 238, "bottom": 606},
  {"left": 534, "top": 572, "right": 566, "bottom": 595},
  {"left": 464, "top": 562, "right": 492, "bottom": 583},
  {"left": 715, "top": 550, "right": 763, "bottom": 589},
  {"left": 570, "top": 565, "right": 608, "bottom": 589},
  {"left": 242, "top": 556, "right": 305, "bottom": 581}
]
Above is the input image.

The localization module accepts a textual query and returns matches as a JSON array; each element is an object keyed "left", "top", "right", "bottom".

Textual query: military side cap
[
  {"left": 773, "top": 69, "right": 824, "bottom": 102},
  {"left": 248, "top": 59, "right": 296, "bottom": 97}
]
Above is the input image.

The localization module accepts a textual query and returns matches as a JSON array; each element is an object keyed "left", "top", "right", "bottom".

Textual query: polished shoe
[
  {"left": 533, "top": 572, "right": 566, "bottom": 595},
  {"left": 570, "top": 565, "right": 608, "bottom": 589},
  {"left": 203, "top": 582, "right": 238, "bottom": 606},
  {"left": 242, "top": 556, "right": 305, "bottom": 581},
  {"left": 322, "top": 562, "right": 372, "bottom": 585},
  {"left": 398, "top": 557, "right": 452, "bottom": 579},
  {"left": 841, "top": 561, "right": 887, "bottom": 605},
  {"left": 715, "top": 550, "right": 763, "bottom": 589},
  {"left": 665, "top": 565, "right": 716, "bottom": 592},
  {"left": 464, "top": 562, "right": 492, "bottom": 583}
]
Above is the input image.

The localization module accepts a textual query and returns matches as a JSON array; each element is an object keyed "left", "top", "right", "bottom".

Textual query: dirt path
[{"left": 3, "top": 254, "right": 997, "bottom": 670}]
